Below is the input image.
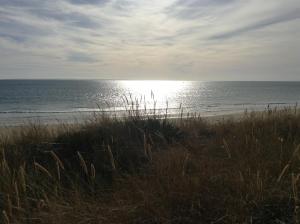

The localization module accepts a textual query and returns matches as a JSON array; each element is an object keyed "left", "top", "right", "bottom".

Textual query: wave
[
  {"left": 0, "top": 109, "right": 99, "bottom": 114},
  {"left": 0, "top": 107, "right": 186, "bottom": 114},
  {"left": 0, "top": 102, "right": 297, "bottom": 115}
]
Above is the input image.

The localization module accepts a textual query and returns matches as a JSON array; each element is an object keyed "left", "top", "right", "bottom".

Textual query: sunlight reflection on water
[
  {"left": 1, "top": 80, "right": 300, "bottom": 125},
  {"left": 119, "top": 80, "right": 192, "bottom": 109}
]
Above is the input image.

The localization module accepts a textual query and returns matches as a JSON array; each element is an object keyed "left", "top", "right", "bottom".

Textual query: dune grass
[{"left": 1, "top": 106, "right": 300, "bottom": 223}]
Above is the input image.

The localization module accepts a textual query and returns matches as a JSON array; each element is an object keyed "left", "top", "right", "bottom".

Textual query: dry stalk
[
  {"left": 77, "top": 152, "right": 89, "bottom": 176},
  {"left": 34, "top": 162, "right": 52, "bottom": 179},
  {"left": 222, "top": 138, "right": 232, "bottom": 159},
  {"left": 91, "top": 163, "right": 96, "bottom": 180},
  {"left": 14, "top": 182, "right": 20, "bottom": 208},
  {"left": 107, "top": 145, "right": 116, "bottom": 171},
  {"left": 2, "top": 210, "right": 9, "bottom": 224},
  {"left": 50, "top": 151, "right": 65, "bottom": 170}
]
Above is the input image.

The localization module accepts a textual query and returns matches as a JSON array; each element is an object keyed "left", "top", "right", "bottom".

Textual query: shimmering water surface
[{"left": 0, "top": 80, "right": 300, "bottom": 125}]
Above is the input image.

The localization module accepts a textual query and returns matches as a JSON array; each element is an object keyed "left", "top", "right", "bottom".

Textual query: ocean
[{"left": 0, "top": 80, "right": 299, "bottom": 126}]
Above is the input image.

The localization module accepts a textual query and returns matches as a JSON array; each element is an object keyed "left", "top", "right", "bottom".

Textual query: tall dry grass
[{"left": 1, "top": 105, "right": 300, "bottom": 223}]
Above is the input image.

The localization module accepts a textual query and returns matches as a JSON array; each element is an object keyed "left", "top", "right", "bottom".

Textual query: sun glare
[
  {"left": 120, "top": 80, "right": 188, "bottom": 98},
  {"left": 119, "top": 80, "right": 190, "bottom": 109}
]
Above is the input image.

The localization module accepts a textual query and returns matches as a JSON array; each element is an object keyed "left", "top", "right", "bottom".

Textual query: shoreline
[
  {"left": 0, "top": 110, "right": 247, "bottom": 128},
  {"left": 0, "top": 108, "right": 273, "bottom": 128},
  {"left": 0, "top": 101, "right": 296, "bottom": 127}
]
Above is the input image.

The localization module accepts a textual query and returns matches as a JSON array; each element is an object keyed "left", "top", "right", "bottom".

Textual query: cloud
[
  {"left": 210, "top": 9, "right": 300, "bottom": 40},
  {"left": 0, "top": 0, "right": 45, "bottom": 7},
  {"left": 67, "top": 51, "right": 98, "bottom": 63},
  {"left": 0, "top": 0, "right": 299, "bottom": 80},
  {"left": 166, "top": 0, "right": 236, "bottom": 20},
  {"left": 0, "top": 18, "right": 50, "bottom": 43},
  {"left": 67, "top": 0, "right": 109, "bottom": 5},
  {"left": 30, "top": 9, "right": 101, "bottom": 29},
  {"left": 0, "top": 33, "right": 26, "bottom": 43},
  {"left": 165, "top": 0, "right": 300, "bottom": 44},
  {"left": 171, "top": 0, "right": 235, "bottom": 8}
]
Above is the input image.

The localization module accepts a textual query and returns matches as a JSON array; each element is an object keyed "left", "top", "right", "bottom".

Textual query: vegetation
[{"left": 1, "top": 106, "right": 300, "bottom": 223}]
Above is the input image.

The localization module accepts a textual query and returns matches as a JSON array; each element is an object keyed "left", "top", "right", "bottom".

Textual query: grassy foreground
[{"left": 1, "top": 107, "right": 300, "bottom": 223}]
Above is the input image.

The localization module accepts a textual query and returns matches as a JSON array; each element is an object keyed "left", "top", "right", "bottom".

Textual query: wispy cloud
[
  {"left": 166, "top": 0, "right": 236, "bottom": 19},
  {"left": 67, "top": 0, "right": 108, "bottom": 5},
  {"left": 210, "top": 11, "right": 300, "bottom": 40},
  {"left": 0, "top": 0, "right": 299, "bottom": 80},
  {"left": 67, "top": 51, "right": 98, "bottom": 63}
]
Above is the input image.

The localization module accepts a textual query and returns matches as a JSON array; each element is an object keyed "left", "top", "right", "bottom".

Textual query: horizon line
[{"left": 0, "top": 78, "right": 300, "bottom": 82}]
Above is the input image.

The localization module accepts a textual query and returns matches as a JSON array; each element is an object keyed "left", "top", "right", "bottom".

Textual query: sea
[{"left": 0, "top": 80, "right": 299, "bottom": 126}]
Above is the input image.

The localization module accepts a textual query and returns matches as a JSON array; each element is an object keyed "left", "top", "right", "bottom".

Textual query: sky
[{"left": 0, "top": 0, "right": 299, "bottom": 80}]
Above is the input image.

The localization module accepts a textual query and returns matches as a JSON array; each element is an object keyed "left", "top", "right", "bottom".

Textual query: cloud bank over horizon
[{"left": 0, "top": 0, "right": 299, "bottom": 80}]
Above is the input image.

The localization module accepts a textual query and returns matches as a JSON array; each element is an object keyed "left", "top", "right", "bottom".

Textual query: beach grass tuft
[{"left": 1, "top": 106, "right": 300, "bottom": 223}]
